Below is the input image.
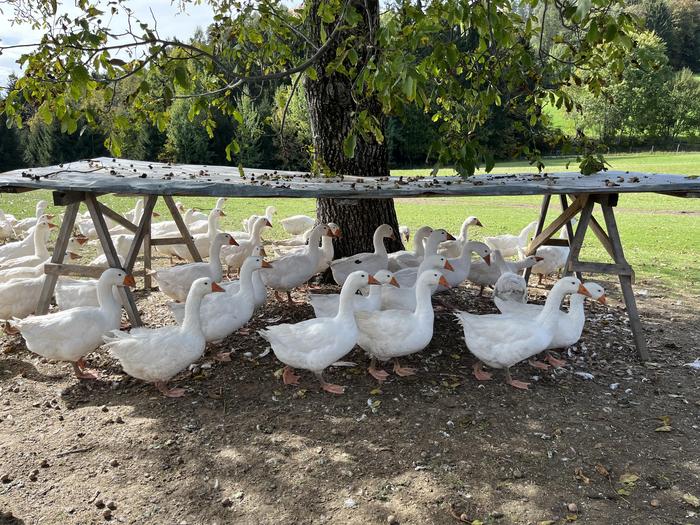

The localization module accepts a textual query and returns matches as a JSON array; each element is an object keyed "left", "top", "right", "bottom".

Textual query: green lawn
[{"left": 1, "top": 152, "right": 698, "bottom": 294}]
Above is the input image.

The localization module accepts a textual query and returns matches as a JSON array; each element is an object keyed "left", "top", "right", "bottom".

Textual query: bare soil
[{"left": 1, "top": 278, "right": 699, "bottom": 525}]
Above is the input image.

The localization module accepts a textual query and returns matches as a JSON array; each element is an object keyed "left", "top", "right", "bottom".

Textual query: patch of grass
[{"left": 1, "top": 153, "right": 698, "bottom": 293}]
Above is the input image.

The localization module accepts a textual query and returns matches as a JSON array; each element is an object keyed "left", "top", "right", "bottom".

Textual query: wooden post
[
  {"left": 524, "top": 194, "right": 551, "bottom": 284},
  {"left": 162, "top": 195, "right": 202, "bottom": 262},
  {"left": 84, "top": 193, "right": 141, "bottom": 326},
  {"left": 35, "top": 201, "right": 81, "bottom": 315}
]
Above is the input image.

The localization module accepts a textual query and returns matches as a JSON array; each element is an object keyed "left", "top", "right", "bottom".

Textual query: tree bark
[{"left": 305, "top": 0, "right": 404, "bottom": 261}]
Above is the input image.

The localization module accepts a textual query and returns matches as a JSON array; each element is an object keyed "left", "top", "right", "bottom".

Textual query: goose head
[
  {"left": 418, "top": 270, "right": 450, "bottom": 289},
  {"left": 190, "top": 277, "right": 225, "bottom": 297},
  {"left": 424, "top": 255, "right": 454, "bottom": 272},
  {"left": 376, "top": 224, "right": 395, "bottom": 240},
  {"left": 345, "top": 270, "right": 381, "bottom": 291},
  {"left": 322, "top": 223, "right": 340, "bottom": 238},
  {"left": 36, "top": 200, "right": 49, "bottom": 215},
  {"left": 414, "top": 226, "right": 433, "bottom": 240},
  {"left": 214, "top": 208, "right": 227, "bottom": 218},
  {"left": 431, "top": 228, "right": 455, "bottom": 242},
  {"left": 468, "top": 241, "right": 491, "bottom": 264},
  {"left": 265, "top": 206, "right": 277, "bottom": 217},
  {"left": 552, "top": 276, "right": 587, "bottom": 297},
  {"left": 582, "top": 282, "right": 606, "bottom": 304},
  {"left": 176, "top": 201, "right": 186, "bottom": 213},
  {"left": 71, "top": 235, "right": 89, "bottom": 247},
  {"left": 245, "top": 255, "right": 273, "bottom": 272},
  {"left": 214, "top": 232, "right": 238, "bottom": 247},
  {"left": 465, "top": 216, "right": 483, "bottom": 227},
  {"left": 399, "top": 225, "right": 410, "bottom": 242},
  {"left": 100, "top": 268, "right": 136, "bottom": 288},
  {"left": 251, "top": 245, "right": 267, "bottom": 257},
  {"left": 373, "top": 270, "right": 400, "bottom": 287},
  {"left": 327, "top": 222, "right": 342, "bottom": 238}
]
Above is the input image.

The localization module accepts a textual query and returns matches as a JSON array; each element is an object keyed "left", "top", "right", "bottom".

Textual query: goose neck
[
  {"left": 236, "top": 264, "right": 256, "bottom": 297},
  {"left": 208, "top": 242, "right": 225, "bottom": 280},
  {"left": 372, "top": 230, "right": 388, "bottom": 256},
  {"left": 96, "top": 279, "right": 121, "bottom": 315},
  {"left": 413, "top": 280, "right": 435, "bottom": 317},
  {"left": 537, "top": 286, "right": 570, "bottom": 325},
  {"left": 424, "top": 235, "right": 441, "bottom": 257},
  {"left": 181, "top": 292, "right": 206, "bottom": 333},
  {"left": 336, "top": 282, "right": 362, "bottom": 319},
  {"left": 33, "top": 227, "right": 49, "bottom": 257}
]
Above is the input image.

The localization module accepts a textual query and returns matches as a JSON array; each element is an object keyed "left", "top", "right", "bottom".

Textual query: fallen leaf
[
  {"left": 617, "top": 488, "right": 631, "bottom": 496},
  {"left": 537, "top": 521, "right": 557, "bottom": 525},
  {"left": 619, "top": 473, "right": 640, "bottom": 484},
  {"left": 574, "top": 468, "right": 591, "bottom": 484},
  {"left": 292, "top": 389, "right": 307, "bottom": 399},
  {"left": 658, "top": 415, "right": 672, "bottom": 426},
  {"left": 369, "top": 388, "right": 382, "bottom": 395},
  {"left": 566, "top": 514, "right": 578, "bottom": 522},
  {"left": 683, "top": 493, "right": 700, "bottom": 508},
  {"left": 654, "top": 425, "right": 673, "bottom": 432},
  {"left": 471, "top": 520, "right": 483, "bottom": 525},
  {"left": 595, "top": 463, "right": 610, "bottom": 478}
]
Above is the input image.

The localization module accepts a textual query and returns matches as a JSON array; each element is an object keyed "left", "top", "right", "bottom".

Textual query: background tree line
[{"left": 1, "top": 0, "right": 699, "bottom": 174}]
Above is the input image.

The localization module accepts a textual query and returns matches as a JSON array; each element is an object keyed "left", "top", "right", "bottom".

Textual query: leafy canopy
[{"left": 1, "top": 0, "right": 639, "bottom": 175}]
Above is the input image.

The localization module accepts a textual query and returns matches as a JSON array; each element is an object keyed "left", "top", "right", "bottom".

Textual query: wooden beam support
[
  {"left": 98, "top": 202, "right": 139, "bottom": 233},
  {"left": 123, "top": 195, "right": 157, "bottom": 273},
  {"left": 527, "top": 194, "right": 586, "bottom": 255},
  {"left": 36, "top": 200, "right": 81, "bottom": 314},
  {"left": 568, "top": 261, "right": 633, "bottom": 276},
  {"left": 524, "top": 194, "right": 552, "bottom": 283},
  {"left": 44, "top": 262, "right": 109, "bottom": 279},
  {"left": 149, "top": 237, "right": 191, "bottom": 246}
]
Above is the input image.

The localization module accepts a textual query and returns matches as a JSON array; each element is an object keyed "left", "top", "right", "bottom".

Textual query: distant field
[{"left": 1, "top": 152, "right": 698, "bottom": 294}]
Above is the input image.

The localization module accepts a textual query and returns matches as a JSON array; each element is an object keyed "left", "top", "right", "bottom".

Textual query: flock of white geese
[{"left": 0, "top": 197, "right": 606, "bottom": 396}]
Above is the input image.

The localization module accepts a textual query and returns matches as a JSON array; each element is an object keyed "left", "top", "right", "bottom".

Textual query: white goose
[
  {"left": 192, "top": 198, "right": 226, "bottom": 222},
  {"left": 260, "top": 224, "right": 337, "bottom": 303},
  {"left": 530, "top": 222, "right": 577, "bottom": 283},
  {"left": 280, "top": 214, "right": 315, "bottom": 235},
  {"left": 273, "top": 223, "right": 341, "bottom": 274},
  {"left": 399, "top": 225, "right": 410, "bottom": 243},
  {"left": 187, "top": 207, "right": 225, "bottom": 235},
  {"left": 104, "top": 277, "right": 224, "bottom": 397},
  {"left": 152, "top": 233, "right": 237, "bottom": 302},
  {"left": 394, "top": 253, "right": 454, "bottom": 288},
  {"left": 485, "top": 220, "right": 538, "bottom": 258},
  {"left": 309, "top": 270, "right": 399, "bottom": 318},
  {"left": 220, "top": 245, "right": 268, "bottom": 307},
  {"left": 437, "top": 241, "right": 491, "bottom": 291},
  {"left": 437, "top": 216, "right": 483, "bottom": 258},
  {"left": 153, "top": 208, "right": 196, "bottom": 261},
  {"left": 90, "top": 234, "right": 132, "bottom": 267},
  {"left": 0, "top": 220, "right": 56, "bottom": 270},
  {"left": 11, "top": 269, "right": 134, "bottom": 379},
  {"left": 0, "top": 214, "right": 54, "bottom": 263},
  {"left": 151, "top": 205, "right": 204, "bottom": 238},
  {"left": 242, "top": 205, "right": 277, "bottom": 234},
  {"left": 492, "top": 272, "right": 528, "bottom": 305},
  {"left": 330, "top": 224, "right": 395, "bottom": 285},
  {"left": 13, "top": 200, "right": 51, "bottom": 234},
  {"left": 171, "top": 208, "right": 226, "bottom": 261},
  {"left": 387, "top": 226, "right": 433, "bottom": 272},
  {"left": 357, "top": 270, "right": 448, "bottom": 382},
  {"left": 222, "top": 216, "right": 272, "bottom": 274},
  {"left": 0, "top": 210, "right": 17, "bottom": 241},
  {"left": 259, "top": 270, "right": 378, "bottom": 394},
  {"left": 170, "top": 256, "right": 271, "bottom": 343},
  {"left": 0, "top": 238, "right": 85, "bottom": 283},
  {"left": 381, "top": 255, "right": 452, "bottom": 310},
  {"left": 468, "top": 249, "right": 542, "bottom": 295},
  {"left": 0, "top": 275, "right": 46, "bottom": 320},
  {"left": 454, "top": 277, "right": 591, "bottom": 390}
]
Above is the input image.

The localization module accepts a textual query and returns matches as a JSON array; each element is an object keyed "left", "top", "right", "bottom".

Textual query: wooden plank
[
  {"left": 150, "top": 237, "right": 190, "bottom": 246},
  {"left": 36, "top": 201, "right": 81, "bottom": 314},
  {"left": 44, "top": 262, "right": 109, "bottom": 279},
  {"left": 568, "top": 261, "right": 633, "bottom": 275},
  {"left": 163, "top": 195, "right": 202, "bottom": 262},
  {"left": 123, "top": 195, "right": 157, "bottom": 272},
  {"left": 589, "top": 216, "right": 617, "bottom": 260},
  {"left": 524, "top": 194, "right": 551, "bottom": 283},
  {"left": 527, "top": 194, "right": 586, "bottom": 254},
  {"left": 565, "top": 195, "right": 593, "bottom": 275},
  {"left": 98, "top": 202, "right": 138, "bottom": 233},
  {"left": 85, "top": 193, "right": 142, "bottom": 326},
  {"left": 144, "top": 224, "right": 153, "bottom": 290}
]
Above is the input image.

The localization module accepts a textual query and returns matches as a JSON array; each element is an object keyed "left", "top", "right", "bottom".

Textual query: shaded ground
[{"left": 1, "top": 278, "right": 699, "bottom": 525}]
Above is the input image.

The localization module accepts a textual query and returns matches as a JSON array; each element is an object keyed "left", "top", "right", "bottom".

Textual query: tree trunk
[{"left": 305, "top": 0, "right": 404, "bottom": 262}]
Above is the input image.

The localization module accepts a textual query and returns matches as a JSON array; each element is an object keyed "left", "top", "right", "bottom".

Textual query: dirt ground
[{"left": 1, "top": 275, "right": 699, "bottom": 525}]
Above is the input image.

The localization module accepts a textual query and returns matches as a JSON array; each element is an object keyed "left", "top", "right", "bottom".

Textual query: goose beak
[
  {"left": 332, "top": 228, "right": 342, "bottom": 238},
  {"left": 123, "top": 274, "right": 136, "bottom": 287},
  {"left": 367, "top": 275, "right": 381, "bottom": 285},
  {"left": 446, "top": 232, "right": 456, "bottom": 241},
  {"left": 405, "top": 234, "right": 410, "bottom": 242},
  {"left": 152, "top": 211, "right": 161, "bottom": 218},
  {"left": 264, "top": 219, "right": 272, "bottom": 227},
  {"left": 482, "top": 254, "right": 491, "bottom": 265},
  {"left": 68, "top": 252, "right": 81, "bottom": 260},
  {"left": 443, "top": 260, "right": 454, "bottom": 271},
  {"left": 578, "top": 284, "right": 592, "bottom": 297},
  {"left": 389, "top": 277, "right": 400, "bottom": 287},
  {"left": 261, "top": 260, "right": 273, "bottom": 268},
  {"left": 212, "top": 282, "right": 225, "bottom": 293},
  {"left": 259, "top": 247, "right": 268, "bottom": 256},
  {"left": 597, "top": 294, "right": 607, "bottom": 304},
  {"left": 75, "top": 237, "right": 89, "bottom": 245},
  {"left": 475, "top": 219, "right": 483, "bottom": 227},
  {"left": 47, "top": 222, "right": 58, "bottom": 229},
  {"left": 46, "top": 214, "right": 56, "bottom": 219},
  {"left": 438, "top": 275, "right": 450, "bottom": 288},
  {"left": 219, "top": 210, "right": 227, "bottom": 217},
  {"left": 228, "top": 237, "right": 239, "bottom": 246},
  {"left": 535, "top": 256, "right": 545, "bottom": 262},
  {"left": 388, "top": 232, "right": 396, "bottom": 241}
]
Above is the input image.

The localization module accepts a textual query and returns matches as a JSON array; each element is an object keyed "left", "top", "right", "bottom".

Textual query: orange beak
[
  {"left": 211, "top": 282, "right": 225, "bottom": 292},
  {"left": 264, "top": 219, "right": 272, "bottom": 227},
  {"left": 597, "top": 294, "right": 607, "bottom": 304},
  {"left": 483, "top": 254, "right": 491, "bottom": 265},
  {"left": 261, "top": 260, "right": 273, "bottom": 268},
  {"left": 46, "top": 213, "right": 56, "bottom": 219},
  {"left": 388, "top": 232, "right": 396, "bottom": 241},
  {"left": 389, "top": 277, "right": 400, "bottom": 287},
  {"left": 535, "top": 256, "right": 545, "bottom": 262},
  {"left": 367, "top": 275, "right": 381, "bottom": 285},
  {"left": 68, "top": 252, "right": 81, "bottom": 260},
  {"left": 123, "top": 274, "right": 136, "bottom": 287},
  {"left": 438, "top": 275, "right": 450, "bottom": 288},
  {"left": 259, "top": 247, "right": 268, "bottom": 256},
  {"left": 443, "top": 260, "right": 454, "bottom": 271},
  {"left": 475, "top": 219, "right": 483, "bottom": 227},
  {"left": 47, "top": 222, "right": 57, "bottom": 229},
  {"left": 446, "top": 232, "right": 456, "bottom": 241},
  {"left": 228, "top": 237, "right": 239, "bottom": 246},
  {"left": 75, "top": 237, "right": 89, "bottom": 245},
  {"left": 578, "top": 284, "right": 592, "bottom": 297}
]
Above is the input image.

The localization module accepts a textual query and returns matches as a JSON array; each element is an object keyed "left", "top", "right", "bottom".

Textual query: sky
[{"left": 0, "top": 0, "right": 215, "bottom": 88}]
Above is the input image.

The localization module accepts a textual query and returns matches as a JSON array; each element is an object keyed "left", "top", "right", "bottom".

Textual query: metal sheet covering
[{"left": 0, "top": 157, "right": 698, "bottom": 198}]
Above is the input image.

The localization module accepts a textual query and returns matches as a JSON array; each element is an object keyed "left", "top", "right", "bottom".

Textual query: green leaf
[
  {"left": 174, "top": 64, "right": 190, "bottom": 90},
  {"left": 306, "top": 67, "right": 318, "bottom": 81},
  {"left": 37, "top": 102, "right": 53, "bottom": 125},
  {"left": 71, "top": 65, "right": 90, "bottom": 88},
  {"left": 225, "top": 140, "right": 240, "bottom": 161},
  {"left": 343, "top": 133, "right": 357, "bottom": 158}
]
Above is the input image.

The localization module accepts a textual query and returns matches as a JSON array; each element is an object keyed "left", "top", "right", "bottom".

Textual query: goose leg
[
  {"left": 72, "top": 358, "right": 99, "bottom": 380},
  {"left": 504, "top": 369, "right": 530, "bottom": 390},
  {"left": 368, "top": 358, "right": 389, "bottom": 382},
  {"left": 154, "top": 381, "right": 186, "bottom": 398},
  {"left": 314, "top": 372, "right": 345, "bottom": 394},
  {"left": 545, "top": 352, "right": 567, "bottom": 368},
  {"left": 472, "top": 361, "right": 492, "bottom": 381},
  {"left": 478, "top": 286, "right": 484, "bottom": 297},
  {"left": 393, "top": 358, "right": 416, "bottom": 377},
  {"left": 282, "top": 366, "right": 300, "bottom": 385},
  {"left": 528, "top": 358, "right": 550, "bottom": 370},
  {"left": 274, "top": 290, "right": 285, "bottom": 303},
  {"left": 286, "top": 291, "right": 298, "bottom": 304}
]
